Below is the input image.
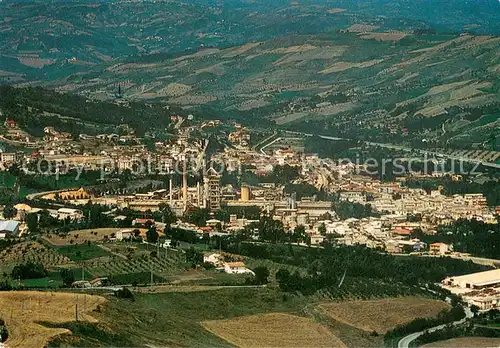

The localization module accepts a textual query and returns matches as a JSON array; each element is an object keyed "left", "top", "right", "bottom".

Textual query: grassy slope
[{"left": 49, "top": 288, "right": 311, "bottom": 347}]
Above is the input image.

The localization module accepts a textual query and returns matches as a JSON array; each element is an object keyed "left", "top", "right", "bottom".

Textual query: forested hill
[{"left": 0, "top": 86, "right": 183, "bottom": 137}]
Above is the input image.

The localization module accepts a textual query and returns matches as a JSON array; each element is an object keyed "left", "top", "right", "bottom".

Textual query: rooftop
[{"left": 449, "top": 269, "right": 500, "bottom": 286}]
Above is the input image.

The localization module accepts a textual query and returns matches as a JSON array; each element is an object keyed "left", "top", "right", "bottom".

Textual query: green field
[
  {"left": 107, "top": 272, "right": 166, "bottom": 285},
  {"left": 21, "top": 268, "right": 93, "bottom": 289},
  {"left": 55, "top": 244, "right": 110, "bottom": 261}
]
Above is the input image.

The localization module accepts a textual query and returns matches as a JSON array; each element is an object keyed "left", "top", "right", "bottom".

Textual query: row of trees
[{"left": 384, "top": 305, "right": 465, "bottom": 343}]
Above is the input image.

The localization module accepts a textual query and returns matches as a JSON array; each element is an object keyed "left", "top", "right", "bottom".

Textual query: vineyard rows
[{"left": 87, "top": 255, "right": 184, "bottom": 277}]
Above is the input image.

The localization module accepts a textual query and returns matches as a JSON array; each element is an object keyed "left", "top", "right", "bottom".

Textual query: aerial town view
[{"left": 0, "top": 0, "right": 499, "bottom": 347}]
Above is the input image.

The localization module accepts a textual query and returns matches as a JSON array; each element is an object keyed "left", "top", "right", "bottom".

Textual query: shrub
[
  {"left": 11, "top": 261, "right": 47, "bottom": 280},
  {"left": 114, "top": 287, "right": 134, "bottom": 300},
  {"left": 0, "top": 326, "right": 7, "bottom": 343}
]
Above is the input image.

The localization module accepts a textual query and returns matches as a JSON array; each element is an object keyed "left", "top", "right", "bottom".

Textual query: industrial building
[
  {"left": 442, "top": 269, "right": 500, "bottom": 290},
  {"left": 0, "top": 220, "right": 20, "bottom": 238}
]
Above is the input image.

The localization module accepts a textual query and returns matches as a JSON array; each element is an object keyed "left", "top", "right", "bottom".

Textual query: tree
[
  {"left": 276, "top": 268, "right": 291, "bottom": 285},
  {"left": 318, "top": 223, "right": 327, "bottom": 236},
  {"left": 158, "top": 203, "right": 176, "bottom": 231},
  {"left": 258, "top": 217, "right": 287, "bottom": 243},
  {"left": 146, "top": 225, "right": 159, "bottom": 243},
  {"left": 183, "top": 208, "right": 210, "bottom": 227},
  {"left": 114, "top": 287, "right": 134, "bottom": 300},
  {"left": 252, "top": 266, "right": 270, "bottom": 285},
  {"left": 3, "top": 205, "right": 17, "bottom": 219},
  {"left": 0, "top": 325, "right": 8, "bottom": 343},
  {"left": 11, "top": 261, "right": 47, "bottom": 280},
  {"left": 60, "top": 268, "right": 75, "bottom": 287},
  {"left": 291, "top": 225, "right": 307, "bottom": 244},
  {"left": 25, "top": 213, "right": 39, "bottom": 233},
  {"left": 470, "top": 305, "right": 480, "bottom": 316},
  {"left": 185, "top": 247, "right": 203, "bottom": 268}
]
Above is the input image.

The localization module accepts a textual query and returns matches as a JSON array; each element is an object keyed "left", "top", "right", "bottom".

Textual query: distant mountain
[
  {"left": 0, "top": 0, "right": 498, "bottom": 150},
  {"left": 0, "top": 0, "right": 498, "bottom": 82}
]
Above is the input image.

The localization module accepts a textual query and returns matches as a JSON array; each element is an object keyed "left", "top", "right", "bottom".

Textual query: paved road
[{"left": 397, "top": 306, "right": 473, "bottom": 348}]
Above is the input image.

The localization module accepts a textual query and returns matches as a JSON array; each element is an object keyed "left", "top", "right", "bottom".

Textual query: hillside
[
  {"left": 0, "top": 0, "right": 498, "bottom": 149},
  {"left": 48, "top": 31, "right": 500, "bottom": 149},
  {"left": 0, "top": 86, "right": 183, "bottom": 137},
  {"left": 0, "top": 0, "right": 499, "bottom": 81}
]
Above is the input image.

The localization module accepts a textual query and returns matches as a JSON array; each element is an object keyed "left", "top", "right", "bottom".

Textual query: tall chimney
[
  {"left": 169, "top": 176, "right": 173, "bottom": 206},
  {"left": 196, "top": 182, "right": 201, "bottom": 206},
  {"left": 183, "top": 158, "right": 188, "bottom": 210}
]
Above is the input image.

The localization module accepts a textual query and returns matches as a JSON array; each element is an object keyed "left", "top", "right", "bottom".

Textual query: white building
[
  {"left": 443, "top": 269, "right": 500, "bottom": 290},
  {"left": 56, "top": 208, "right": 83, "bottom": 221},
  {"left": 116, "top": 229, "right": 133, "bottom": 241},
  {"left": 223, "top": 262, "right": 254, "bottom": 275}
]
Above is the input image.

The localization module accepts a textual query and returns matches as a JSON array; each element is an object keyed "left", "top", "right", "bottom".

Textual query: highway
[{"left": 397, "top": 306, "right": 473, "bottom": 348}]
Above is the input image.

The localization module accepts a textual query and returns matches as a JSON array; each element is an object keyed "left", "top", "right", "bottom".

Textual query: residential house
[
  {"left": 116, "top": 229, "right": 134, "bottom": 241},
  {"left": 223, "top": 262, "right": 254, "bottom": 275},
  {"left": 429, "top": 242, "right": 450, "bottom": 256},
  {"left": 203, "top": 252, "right": 224, "bottom": 266}
]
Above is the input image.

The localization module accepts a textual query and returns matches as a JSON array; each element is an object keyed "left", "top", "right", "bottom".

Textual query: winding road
[{"left": 397, "top": 306, "right": 473, "bottom": 348}]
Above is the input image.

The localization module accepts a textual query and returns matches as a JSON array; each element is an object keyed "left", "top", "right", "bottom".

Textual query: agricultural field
[
  {"left": 422, "top": 337, "right": 500, "bottom": 348},
  {"left": 49, "top": 287, "right": 313, "bottom": 347},
  {"left": 53, "top": 244, "right": 111, "bottom": 262},
  {"left": 319, "top": 296, "right": 451, "bottom": 334},
  {"left": 86, "top": 253, "right": 184, "bottom": 278},
  {"left": 20, "top": 269, "right": 93, "bottom": 289},
  {"left": 44, "top": 228, "right": 122, "bottom": 246},
  {"left": 47, "top": 285, "right": 391, "bottom": 347},
  {"left": 202, "top": 313, "right": 347, "bottom": 348},
  {"left": 0, "top": 242, "right": 70, "bottom": 273},
  {"left": 0, "top": 291, "right": 105, "bottom": 348}
]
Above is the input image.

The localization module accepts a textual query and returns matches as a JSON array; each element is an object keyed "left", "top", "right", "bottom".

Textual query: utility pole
[
  {"left": 150, "top": 257, "right": 154, "bottom": 287},
  {"left": 75, "top": 295, "right": 79, "bottom": 321}
]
